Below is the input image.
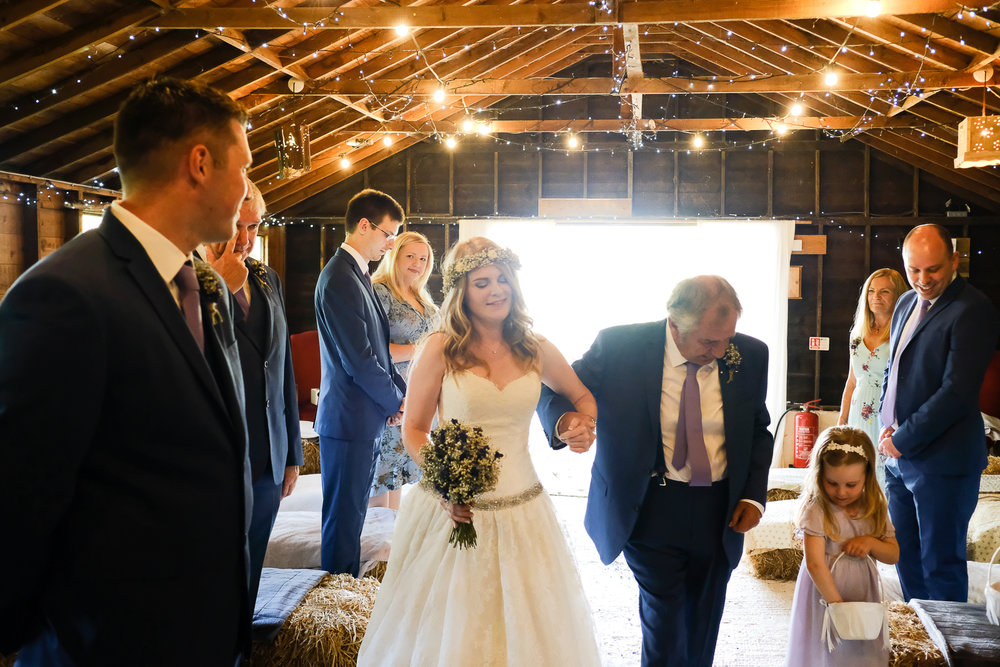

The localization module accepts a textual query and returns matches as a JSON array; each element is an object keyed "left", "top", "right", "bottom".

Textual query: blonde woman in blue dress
[
  {"left": 358, "top": 237, "right": 602, "bottom": 666},
  {"left": 837, "top": 269, "right": 907, "bottom": 487},
  {"left": 369, "top": 231, "right": 439, "bottom": 510}
]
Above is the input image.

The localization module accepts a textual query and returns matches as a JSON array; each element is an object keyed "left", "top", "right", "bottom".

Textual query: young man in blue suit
[
  {"left": 879, "top": 224, "right": 1000, "bottom": 602},
  {"left": 206, "top": 181, "right": 303, "bottom": 607},
  {"left": 539, "top": 276, "right": 773, "bottom": 667},
  {"left": 0, "top": 78, "right": 254, "bottom": 664},
  {"left": 314, "top": 189, "right": 406, "bottom": 576}
]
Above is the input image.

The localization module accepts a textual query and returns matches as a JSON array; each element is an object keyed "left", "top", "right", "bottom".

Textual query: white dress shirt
[
  {"left": 340, "top": 242, "right": 370, "bottom": 276},
  {"left": 659, "top": 323, "right": 763, "bottom": 514},
  {"left": 110, "top": 202, "right": 191, "bottom": 308}
]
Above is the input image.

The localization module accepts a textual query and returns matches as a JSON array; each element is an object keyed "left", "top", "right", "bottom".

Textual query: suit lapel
[
  {"left": 645, "top": 322, "right": 667, "bottom": 437},
  {"left": 100, "top": 212, "right": 229, "bottom": 415},
  {"left": 909, "top": 276, "right": 963, "bottom": 343},
  {"left": 889, "top": 293, "right": 916, "bottom": 358},
  {"left": 338, "top": 248, "right": 389, "bottom": 330}
]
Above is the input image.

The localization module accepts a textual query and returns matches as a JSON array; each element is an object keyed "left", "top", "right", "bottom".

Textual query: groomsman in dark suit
[
  {"left": 205, "top": 181, "right": 303, "bottom": 606},
  {"left": 0, "top": 78, "right": 254, "bottom": 664},
  {"left": 539, "top": 276, "right": 773, "bottom": 667},
  {"left": 879, "top": 224, "right": 1000, "bottom": 601},
  {"left": 314, "top": 189, "right": 406, "bottom": 576}
]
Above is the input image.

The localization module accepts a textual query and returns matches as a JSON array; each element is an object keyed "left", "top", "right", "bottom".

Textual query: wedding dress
[{"left": 358, "top": 370, "right": 601, "bottom": 666}]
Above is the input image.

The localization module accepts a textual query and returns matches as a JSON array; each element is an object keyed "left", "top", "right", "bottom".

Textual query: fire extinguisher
[{"left": 793, "top": 399, "right": 822, "bottom": 468}]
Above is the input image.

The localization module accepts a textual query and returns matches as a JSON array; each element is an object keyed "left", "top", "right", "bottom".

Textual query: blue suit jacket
[
  {"left": 881, "top": 276, "right": 999, "bottom": 476},
  {"left": 313, "top": 248, "right": 405, "bottom": 442},
  {"left": 235, "top": 260, "right": 303, "bottom": 484},
  {"left": 538, "top": 321, "right": 772, "bottom": 568},
  {"left": 0, "top": 211, "right": 252, "bottom": 661}
]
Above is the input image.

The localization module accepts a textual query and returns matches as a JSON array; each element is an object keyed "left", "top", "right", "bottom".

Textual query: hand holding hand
[
  {"left": 728, "top": 501, "right": 762, "bottom": 533},
  {"left": 557, "top": 412, "right": 596, "bottom": 453},
  {"left": 440, "top": 499, "right": 473, "bottom": 527},
  {"left": 208, "top": 236, "right": 249, "bottom": 293},
  {"left": 878, "top": 434, "right": 901, "bottom": 459},
  {"left": 842, "top": 536, "right": 874, "bottom": 558},
  {"left": 878, "top": 425, "right": 894, "bottom": 443}
]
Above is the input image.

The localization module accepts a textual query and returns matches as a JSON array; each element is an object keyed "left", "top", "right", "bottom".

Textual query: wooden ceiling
[{"left": 4, "top": 0, "right": 1000, "bottom": 214}]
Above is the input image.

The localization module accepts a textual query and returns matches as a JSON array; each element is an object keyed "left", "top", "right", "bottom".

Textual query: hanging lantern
[
  {"left": 274, "top": 121, "right": 312, "bottom": 179},
  {"left": 955, "top": 67, "right": 1000, "bottom": 168}
]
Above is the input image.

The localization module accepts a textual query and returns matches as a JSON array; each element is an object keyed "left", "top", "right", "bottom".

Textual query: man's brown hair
[
  {"left": 113, "top": 77, "right": 248, "bottom": 190},
  {"left": 344, "top": 189, "right": 405, "bottom": 234}
]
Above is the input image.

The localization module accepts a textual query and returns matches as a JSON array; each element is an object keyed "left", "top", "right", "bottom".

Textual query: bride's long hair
[{"left": 439, "top": 237, "right": 540, "bottom": 375}]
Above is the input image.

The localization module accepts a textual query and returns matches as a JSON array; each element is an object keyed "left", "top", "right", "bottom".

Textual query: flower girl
[{"left": 784, "top": 426, "right": 899, "bottom": 666}]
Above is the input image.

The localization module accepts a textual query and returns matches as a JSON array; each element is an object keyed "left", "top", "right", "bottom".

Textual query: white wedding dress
[{"left": 358, "top": 370, "right": 601, "bottom": 666}]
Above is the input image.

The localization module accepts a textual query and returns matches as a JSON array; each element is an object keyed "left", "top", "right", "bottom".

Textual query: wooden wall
[{"left": 277, "top": 136, "right": 1000, "bottom": 409}]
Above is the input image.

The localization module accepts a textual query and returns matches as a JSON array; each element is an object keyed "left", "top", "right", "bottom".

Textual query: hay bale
[
  {"left": 747, "top": 548, "right": 802, "bottom": 581},
  {"left": 984, "top": 455, "right": 1000, "bottom": 476},
  {"left": 251, "top": 573, "right": 380, "bottom": 667},
  {"left": 363, "top": 560, "right": 388, "bottom": 582},
  {"left": 766, "top": 487, "right": 800, "bottom": 502},
  {"left": 888, "top": 601, "right": 946, "bottom": 667},
  {"left": 300, "top": 438, "right": 321, "bottom": 476}
]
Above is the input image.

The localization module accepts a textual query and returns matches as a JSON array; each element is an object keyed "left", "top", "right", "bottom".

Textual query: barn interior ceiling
[{"left": 3, "top": 0, "right": 1000, "bottom": 214}]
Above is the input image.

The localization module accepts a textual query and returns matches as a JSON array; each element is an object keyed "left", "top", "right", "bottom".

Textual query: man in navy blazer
[
  {"left": 539, "top": 276, "right": 772, "bottom": 667},
  {"left": 0, "top": 78, "right": 254, "bottom": 664},
  {"left": 206, "top": 181, "right": 303, "bottom": 606},
  {"left": 314, "top": 189, "right": 406, "bottom": 576},
  {"left": 879, "top": 224, "right": 999, "bottom": 602}
]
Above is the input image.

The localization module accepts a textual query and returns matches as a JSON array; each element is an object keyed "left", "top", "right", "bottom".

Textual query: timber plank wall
[{"left": 276, "top": 137, "right": 1000, "bottom": 407}]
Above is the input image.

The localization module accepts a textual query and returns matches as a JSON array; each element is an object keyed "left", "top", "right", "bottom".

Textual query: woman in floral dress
[
  {"left": 369, "top": 231, "right": 439, "bottom": 510},
  {"left": 837, "top": 268, "right": 908, "bottom": 487}
]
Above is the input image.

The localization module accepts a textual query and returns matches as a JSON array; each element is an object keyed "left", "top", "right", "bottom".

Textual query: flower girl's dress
[{"left": 358, "top": 370, "right": 601, "bottom": 666}]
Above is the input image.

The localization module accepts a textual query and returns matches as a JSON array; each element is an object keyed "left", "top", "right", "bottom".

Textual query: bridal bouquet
[{"left": 421, "top": 418, "right": 503, "bottom": 549}]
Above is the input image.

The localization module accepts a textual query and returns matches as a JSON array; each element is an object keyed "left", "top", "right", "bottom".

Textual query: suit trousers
[
  {"left": 885, "top": 463, "right": 979, "bottom": 601},
  {"left": 248, "top": 473, "right": 283, "bottom": 606},
  {"left": 623, "top": 478, "right": 732, "bottom": 667},
  {"left": 319, "top": 435, "right": 380, "bottom": 576}
]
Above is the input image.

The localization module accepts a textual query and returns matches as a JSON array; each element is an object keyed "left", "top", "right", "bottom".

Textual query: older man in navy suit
[
  {"left": 206, "top": 181, "right": 303, "bottom": 606},
  {"left": 0, "top": 78, "right": 253, "bottom": 665},
  {"left": 879, "top": 224, "right": 999, "bottom": 602},
  {"left": 539, "top": 276, "right": 772, "bottom": 667},
  {"left": 314, "top": 189, "right": 407, "bottom": 576}
]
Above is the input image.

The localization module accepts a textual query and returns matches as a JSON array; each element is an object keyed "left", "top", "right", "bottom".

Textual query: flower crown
[
  {"left": 442, "top": 246, "right": 521, "bottom": 293},
  {"left": 825, "top": 441, "right": 867, "bottom": 461}
]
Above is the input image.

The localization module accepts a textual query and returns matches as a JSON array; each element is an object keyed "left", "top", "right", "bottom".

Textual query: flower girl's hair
[
  {"left": 798, "top": 426, "right": 889, "bottom": 542},
  {"left": 438, "top": 236, "right": 539, "bottom": 375}
]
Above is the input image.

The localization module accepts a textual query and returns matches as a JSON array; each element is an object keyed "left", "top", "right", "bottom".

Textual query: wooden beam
[
  {"left": 621, "top": 23, "right": 643, "bottom": 119},
  {"left": 148, "top": 2, "right": 960, "bottom": 29},
  {"left": 0, "top": 6, "right": 161, "bottom": 86},
  {"left": 0, "top": 0, "right": 70, "bottom": 30},
  {"left": 276, "top": 70, "right": 979, "bottom": 96}
]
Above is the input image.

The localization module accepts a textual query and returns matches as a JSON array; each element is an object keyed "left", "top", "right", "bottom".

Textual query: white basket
[{"left": 987, "top": 545, "right": 1000, "bottom": 625}]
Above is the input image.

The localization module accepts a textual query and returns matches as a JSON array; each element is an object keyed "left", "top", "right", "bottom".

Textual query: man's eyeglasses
[{"left": 369, "top": 220, "right": 397, "bottom": 241}]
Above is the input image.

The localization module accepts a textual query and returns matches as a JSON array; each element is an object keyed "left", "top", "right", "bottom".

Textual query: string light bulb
[
  {"left": 445, "top": 136, "right": 458, "bottom": 149},
  {"left": 790, "top": 102, "right": 804, "bottom": 116},
  {"left": 775, "top": 124, "right": 788, "bottom": 136},
  {"left": 692, "top": 135, "right": 704, "bottom": 149},
  {"left": 433, "top": 87, "right": 446, "bottom": 103},
  {"left": 339, "top": 156, "right": 350, "bottom": 169},
  {"left": 462, "top": 118, "right": 475, "bottom": 133},
  {"left": 476, "top": 122, "right": 491, "bottom": 136},
  {"left": 866, "top": 1, "right": 882, "bottom": 17},
  {"left": 394, "top": 24, "right": 409, "bottom": 37},
  {"left": 824, "top": 69, "right": 839, "bottom": 86},
  {"left": 383, "top": 136, "right": 393, "bottom": 147},
  {"left": 567, "top": 134, "right": 579, "bottom": 148}
]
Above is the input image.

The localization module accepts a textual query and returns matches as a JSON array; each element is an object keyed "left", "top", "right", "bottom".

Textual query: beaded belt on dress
[{"left": 419, "top": 478, "right": 544, "bottom": 510}]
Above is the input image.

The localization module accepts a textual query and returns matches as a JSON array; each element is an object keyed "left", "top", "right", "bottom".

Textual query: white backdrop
[{"left": 458, "top": 218, "right": 795, "bottom": 437}]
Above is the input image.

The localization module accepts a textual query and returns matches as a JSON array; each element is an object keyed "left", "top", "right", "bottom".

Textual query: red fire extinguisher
[{"left": 793, "top": 400, "right": 822, "bottom": 468}]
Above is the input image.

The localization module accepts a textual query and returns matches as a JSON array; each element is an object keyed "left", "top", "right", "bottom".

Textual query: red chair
[{"left": 290, "top": 330, "right": 320, "bottom": 422}]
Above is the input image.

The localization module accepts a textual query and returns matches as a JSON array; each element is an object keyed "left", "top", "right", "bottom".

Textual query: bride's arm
[
  {"left": 401, "top": 332, "right": 446, "bottom": 467},
  {"left": 538, "top": 336, "right": 597, "bottom": 453}
]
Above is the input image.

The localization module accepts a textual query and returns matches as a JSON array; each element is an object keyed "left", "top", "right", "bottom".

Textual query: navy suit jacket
[
  {"left": 0, "top": 211, "right": 253, "bottom": 662},
  {"left": 538, "top": 321, "right": 772, "bottom": 568},
  {"left": 882, "top": 276, "right": 999, "bottom": 476},
  {"left": 236, "top": 260, "right": 303, "bottom": 484},
  {"left": 313, "top": 248, "right": 405, "bottom": 442}
]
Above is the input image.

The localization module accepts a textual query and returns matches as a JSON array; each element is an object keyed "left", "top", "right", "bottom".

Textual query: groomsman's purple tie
[
  {"left": 234, "top": 287, "right": 250, "bottom": 317},
  {"left": 174, "top": 261, "right": 204, "bottom": 353},
  {"left": 673, "top": 361, "right": 712, "bottom": 486},
  {"left": 880, "top": 298, "right": 931, "bottom": 427}
]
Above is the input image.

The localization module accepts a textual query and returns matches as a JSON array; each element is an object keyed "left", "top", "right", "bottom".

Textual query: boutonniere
[
  {"left": 247, "top": 257, "right": 272, "bottom": 292},
  {"left": 722, "top": 343, "right": 742, "bottom": 384},
  {"left": 192, "top": 258, "right": 224, "bottom": 326}
]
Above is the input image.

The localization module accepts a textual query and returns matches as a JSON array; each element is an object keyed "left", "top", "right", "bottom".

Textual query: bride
[{"left": 358, "top": 237, "right": 602, "bottom": 666}]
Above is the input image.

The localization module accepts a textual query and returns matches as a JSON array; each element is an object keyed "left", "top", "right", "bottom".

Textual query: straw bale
[
  {"left": 300, "top": 438, "right": 321, "bottom": 475},
  {"left": 984, "top": 455, "right": 1000, "bottom": 476},
  {"left": 766, "top": 487, "right": 800, "bottom": 502},
  {"left": 364, "top": 560, "right": 388, "bottom": 582},
  {"left": 747, "top": 548, "right": 802, "bottom": 581},
  {"left": 888, "top": 601, "right": 945, "bottom": 667},
  {"left": 251, "top": 573, "right": 380, "bottom": 667}
]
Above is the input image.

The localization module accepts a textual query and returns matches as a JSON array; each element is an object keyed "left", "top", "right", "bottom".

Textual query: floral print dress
[
  {"left": 370, "top": 283, "right": 439, "bottom": 495},
  {"left": 848, "top": 337, "right": 889, "bottom": 486}
]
